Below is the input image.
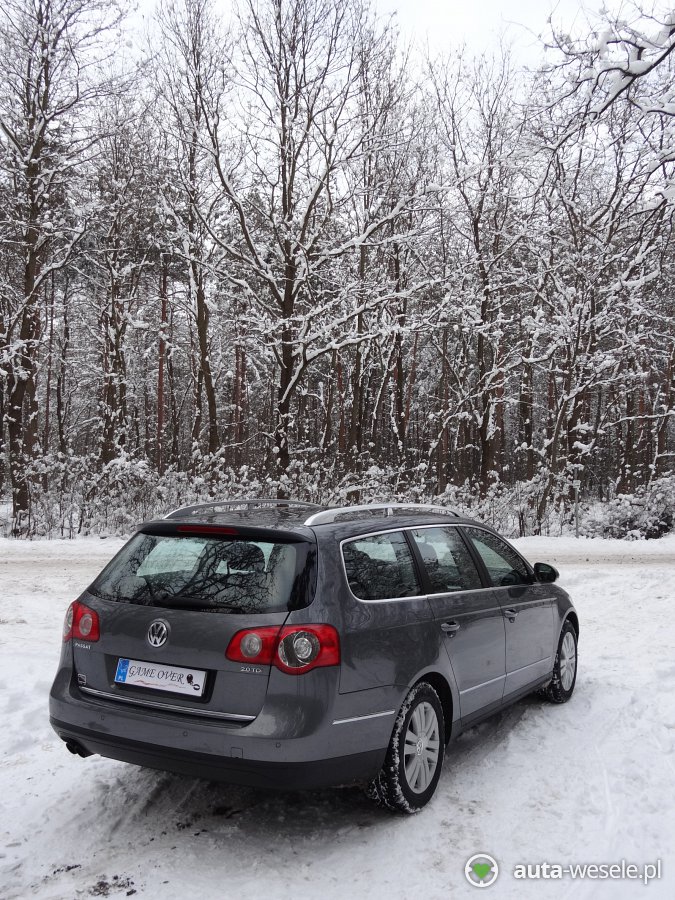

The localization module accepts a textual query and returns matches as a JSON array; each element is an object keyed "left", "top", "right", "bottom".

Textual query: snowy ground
[{"left": 1, "top": 534, "right": 674, "bottom": 900}]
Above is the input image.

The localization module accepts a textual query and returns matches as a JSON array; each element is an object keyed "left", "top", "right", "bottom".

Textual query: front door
[{"left": 462, "top": 527, "right": 556, "bottom": 698}]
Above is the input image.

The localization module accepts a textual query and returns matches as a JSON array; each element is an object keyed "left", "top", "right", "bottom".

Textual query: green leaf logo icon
[
  {"left": 472, "top": 863, "right": 492, "bottom": 881},
  {"left": 465, "top": 853, "right": 499, "bottom": 887}
]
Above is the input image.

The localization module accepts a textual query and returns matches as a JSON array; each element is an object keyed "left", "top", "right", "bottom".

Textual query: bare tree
[
  {"left": 428, "top": 49, "right": 532, "bottom": 494},
  {"left": 549, "top": 3, "right": 675, "bottom": 149},
  {"left": 193, "top": 0, "right": 436, "bottom": 489},
  {"left": 154, "top": 0, "right": 227, "bottom": 461},
  {"left": 0, "top": 0, "right": 125, "bottom": 530}
]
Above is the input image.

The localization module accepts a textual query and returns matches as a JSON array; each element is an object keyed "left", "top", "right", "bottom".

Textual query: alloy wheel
[
  {"left": 403, "top": 701, "right": 441, "bottom": 793},
  {"left": 559, "top": 630, "right": 577, "bottom": 691}
]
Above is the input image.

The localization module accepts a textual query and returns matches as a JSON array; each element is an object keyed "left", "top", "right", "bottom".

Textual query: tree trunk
[{"left": 157, "top": 257, "right": 168, "bottom": 473}]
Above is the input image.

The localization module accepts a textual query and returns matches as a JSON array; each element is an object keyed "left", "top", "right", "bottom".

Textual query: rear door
[
  {"left": 73, "top": 529, "right": 314, "bottom": 722},
  {"left": 338, "top": 529, "right": 432, "bottom": 693},
  {"left": 408, "top": 526, "right": 506, "bottom": 721},
  {"left": 462, "top": 527, "right": 556, "bottom": 698}
]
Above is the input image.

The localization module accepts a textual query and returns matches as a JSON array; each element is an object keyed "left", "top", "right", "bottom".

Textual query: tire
[
  {"left": 367, "top": 681, "right": 445, "bottom": 814},
  {"left": 544, "top": 620, "right": 578, "bottom": 703}
]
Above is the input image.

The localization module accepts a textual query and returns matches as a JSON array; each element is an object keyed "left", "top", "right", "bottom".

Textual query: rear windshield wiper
[{"left": 151, "top": 593, "right": 247, "bottom": 612}]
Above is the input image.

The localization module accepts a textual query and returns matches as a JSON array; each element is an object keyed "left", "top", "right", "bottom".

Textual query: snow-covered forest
[{"left": 1, "top": 0, "right": 675, "bottom": 537}]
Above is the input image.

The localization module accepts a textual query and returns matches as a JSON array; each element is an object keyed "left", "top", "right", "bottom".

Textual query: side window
[
  {"left": 464, "top": 527, "right": 531, "bottom": 587},
  {"left": 410, "top": 527, "right": 482, "bottom": 593},
  {"left": 342, "top": 531, "right": 420, "bottom": 601}
]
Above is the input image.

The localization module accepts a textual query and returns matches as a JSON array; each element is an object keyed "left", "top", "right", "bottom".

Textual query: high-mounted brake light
[
  {"left": 63, "top": 601, "right": 100, "bottom": 642},
  {"left": 176, "top": 525, "right": 239, "bottom": 535},
  {"left": 226, "top": 625, "right": 340, "bottom": 675}
]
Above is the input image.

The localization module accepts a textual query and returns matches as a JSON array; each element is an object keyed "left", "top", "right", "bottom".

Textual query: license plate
[{"left": 115, "top": 658, "right": 206, "bottom": 697}]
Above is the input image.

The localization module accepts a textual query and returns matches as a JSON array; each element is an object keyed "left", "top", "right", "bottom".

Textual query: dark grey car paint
[
  {"left": 50, "top": 510, "right": 578, "bottom": 790},
  {"left": 427, "top": 588, "right": 506, "bottom": 718},
  {"left": 497, "top": 583, "right": 557, "bottom": 697}
]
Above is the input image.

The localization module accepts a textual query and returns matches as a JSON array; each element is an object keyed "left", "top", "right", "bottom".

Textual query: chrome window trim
[
  {"left": 339, "top": 523, "right": 492, "bottom": 604},
  {"left": 79, "top": 686, "right": 256, "bottom": 722}
]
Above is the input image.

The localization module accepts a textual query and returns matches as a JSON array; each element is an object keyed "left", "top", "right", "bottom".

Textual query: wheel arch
[{"left": 562, "top": 610, "right": 579, "bottom": 641}]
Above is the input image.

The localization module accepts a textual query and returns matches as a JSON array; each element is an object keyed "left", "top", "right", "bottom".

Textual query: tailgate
[{"left": 73, "top": 595, "right": 289, "bottom": 720}]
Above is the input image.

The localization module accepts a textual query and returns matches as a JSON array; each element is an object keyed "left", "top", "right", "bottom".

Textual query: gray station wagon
[{"left": 49, "top": 500, "right": 579, "bottom": 813}]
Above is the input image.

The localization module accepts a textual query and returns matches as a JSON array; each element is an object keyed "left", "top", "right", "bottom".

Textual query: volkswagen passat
[{"left": 49, "top": 500, "right": 578, "bottom": 813}]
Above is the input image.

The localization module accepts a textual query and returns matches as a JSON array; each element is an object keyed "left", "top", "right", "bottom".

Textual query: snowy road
[{"left": 1, "top": 535, "right": 674, "bottom": 899}]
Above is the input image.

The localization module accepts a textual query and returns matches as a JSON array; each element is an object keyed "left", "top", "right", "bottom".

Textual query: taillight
[
  {"left": 226, "top": 625, "right": 340, "bottom": 675},
  {"left": 62, "top": 603, "right": 75, "bottom": 641},
  {"left": 226, "top": 626, "right": 280, "bottom": 665},
  {"left": 275, "top": 625, "right": 340, "bottom": 674},
  {"left": 63, "top": 601, "right": 100, "bottom": 642}
]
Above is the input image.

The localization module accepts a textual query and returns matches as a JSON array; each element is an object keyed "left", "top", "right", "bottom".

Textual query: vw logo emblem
[{"left": 147, "top": 620, "right": 169, "bottom": 648}]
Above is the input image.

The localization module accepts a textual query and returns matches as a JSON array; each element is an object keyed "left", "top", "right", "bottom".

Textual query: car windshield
[{"left": 89, "top": 532, "right": 315, "bottom": 614}]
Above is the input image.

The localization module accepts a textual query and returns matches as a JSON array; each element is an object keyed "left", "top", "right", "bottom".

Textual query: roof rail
[
  {"left": 303, "top": 503, "right": 459, "bottom": 526},
  {"left": 165, "top": 499, "right": 324, "bottom": 520}
]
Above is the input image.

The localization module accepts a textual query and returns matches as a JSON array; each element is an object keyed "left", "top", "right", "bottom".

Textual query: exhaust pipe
[{"left": 65, "top": 739, "right": 92, "bottom": 758}]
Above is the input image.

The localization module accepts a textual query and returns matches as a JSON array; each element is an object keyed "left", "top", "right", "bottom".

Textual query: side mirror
[{"left": 534, "top": 562, "right": 559, "bottom": 583}]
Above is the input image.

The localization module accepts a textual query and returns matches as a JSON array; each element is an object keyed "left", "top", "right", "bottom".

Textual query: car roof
[
  {"left": 312, "top": 511, "right": 483, "bottom": 541},
  {"left": 146, "top": 500, "right": 484, "bottom": 541}
]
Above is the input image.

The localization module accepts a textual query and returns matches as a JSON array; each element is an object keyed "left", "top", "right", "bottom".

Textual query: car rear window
[{"left": 89, "top": 532, "right": 315, "bottom": 614}]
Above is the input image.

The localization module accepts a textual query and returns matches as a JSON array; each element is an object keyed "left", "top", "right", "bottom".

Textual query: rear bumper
[
  {"left": 50, "top": 717, "right": 384, "bottom": 789},
  {"left": 49, "top": 662, "right": 397, "bottom": 790}
]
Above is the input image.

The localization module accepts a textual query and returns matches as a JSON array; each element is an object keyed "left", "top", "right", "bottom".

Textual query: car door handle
[
  {"left": 441, "top": 621, "right": 460, "bottom": 636},
  {"left": 503, "top": 608, "right": 519, "bottom": 621}
]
